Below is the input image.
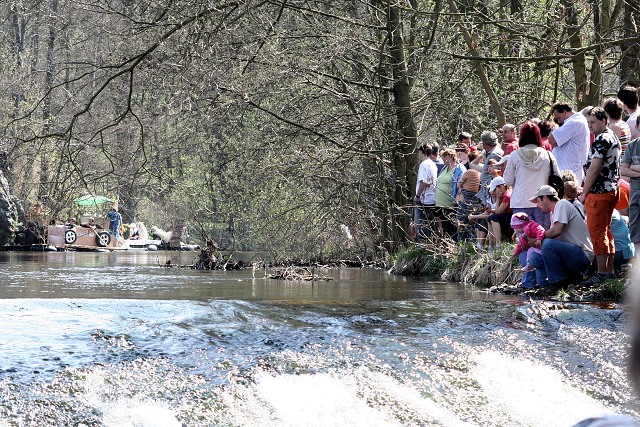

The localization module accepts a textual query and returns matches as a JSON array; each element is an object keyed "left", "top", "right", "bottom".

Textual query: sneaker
[
  {"left": 521, "top": 264, "right": 535, "bottom": 273},
  {"left": 577, "top": 274, "right": 605, "bottom": 288}
]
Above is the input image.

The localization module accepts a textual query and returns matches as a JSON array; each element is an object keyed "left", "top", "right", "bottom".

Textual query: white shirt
[
  {"left": 416, "top": 158, "right": 438, "bottom": 205},
  {"left": 627, "top": 110, "right": 640, "bottom": 139},
  {"left": 551, "top": 112, "right": 590, "bottom": 182}
]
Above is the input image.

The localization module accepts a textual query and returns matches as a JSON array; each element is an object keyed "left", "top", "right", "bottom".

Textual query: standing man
[
  {"left": 528, "top": 185, "right": 594, "bottom": 288},
  {"left": 106, "top": 207, "right": 123, "bottom": 240},
  {"left": 620, "top": 116, "right": 640, "bottom": 255},
  {"left": 618, "top": 85, "right": 640, "bottom": 140},
  {"left": 499, "top": 123, "right": 519, "bottom": 155},
  {"left": 549, "top": 101, "right": 590, "bottom": 183},
  {"left": 414, "top": 143, "right": 438, "bottom": 240},
  {"left": 578, "top": 107, "right": 621, "bottom": 285},
  {"left": 475, "top": 131, "right": 503, "bottom": 206}
]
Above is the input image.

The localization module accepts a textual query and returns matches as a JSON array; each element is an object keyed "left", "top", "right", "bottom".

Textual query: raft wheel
[
  {"left": 96, "top": 231, "right": 111, "bottom": 247},
  {"left": 64, "top": 229, "right": 77, "bottom": 244}
]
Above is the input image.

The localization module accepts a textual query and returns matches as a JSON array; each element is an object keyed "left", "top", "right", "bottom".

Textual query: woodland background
[{"left": 1, "top": 0, "right": 639, "bottom": 259}]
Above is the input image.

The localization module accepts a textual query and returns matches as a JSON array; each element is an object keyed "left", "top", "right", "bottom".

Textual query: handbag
[{"left": 547, "top": 151, "right": 564, "bottom": 198}]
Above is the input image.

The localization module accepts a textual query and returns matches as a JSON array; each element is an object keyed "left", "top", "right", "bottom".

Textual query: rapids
[{"left": 0, "top": 251, "right": 637, "bottom": 426}]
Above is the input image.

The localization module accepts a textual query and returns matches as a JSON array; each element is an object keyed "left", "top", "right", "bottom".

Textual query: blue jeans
[
  {"left": 456, "top": 199, "right": 479, "bottom": 242},
  {"left": 528, "top": 238, "right": 592, "bottom": 285},
  {"left": 413, "top": 204, "right": 435, "bottom": 239},
  {"left": 519, "top": 252, "right": 547, "bottom": 289}
]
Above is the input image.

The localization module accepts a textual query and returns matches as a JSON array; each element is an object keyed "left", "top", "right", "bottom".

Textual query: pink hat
[{"left": 510, "top": 212, "right": 530, "bottom": 228}]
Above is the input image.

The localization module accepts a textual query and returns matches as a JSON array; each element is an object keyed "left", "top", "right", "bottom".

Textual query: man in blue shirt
[{"left": 106, "top": 208, "right": 123, "bottom": 239}]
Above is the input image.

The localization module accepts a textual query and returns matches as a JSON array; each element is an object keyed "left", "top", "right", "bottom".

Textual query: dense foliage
[{"left": 1, "top": 0, "right": 638, "bottom": 258}]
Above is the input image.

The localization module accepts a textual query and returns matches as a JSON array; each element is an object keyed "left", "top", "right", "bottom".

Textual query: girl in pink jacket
[{"left": 511, "top": 212, "right": 545, "bottom": 272}]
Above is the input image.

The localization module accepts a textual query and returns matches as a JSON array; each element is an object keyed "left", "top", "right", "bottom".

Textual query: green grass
[
  {"left": 598, "top": 278, "right": 626, "bottom": 300},
  {"left": 388, "top": 244, "right": 450, "bottom": 276},
  {"left": 389, "top": 241, "right": 521, "bottom": 288}
]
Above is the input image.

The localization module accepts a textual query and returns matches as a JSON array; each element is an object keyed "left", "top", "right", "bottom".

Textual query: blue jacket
[{"left": 451, "top": 164, "right": 466, "bottom": 200}]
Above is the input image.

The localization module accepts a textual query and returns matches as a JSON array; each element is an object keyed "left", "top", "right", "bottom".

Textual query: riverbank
[
  {"left": 389, "top": 239, "right": 520, "bottom": 286},
  {"left": 388, "top": 238, "right": 628, "bottom": 301}
]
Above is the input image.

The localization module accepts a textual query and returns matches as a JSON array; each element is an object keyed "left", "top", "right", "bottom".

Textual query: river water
[{"left": 0, "top": 251, "right": 637, "bottom": 426}]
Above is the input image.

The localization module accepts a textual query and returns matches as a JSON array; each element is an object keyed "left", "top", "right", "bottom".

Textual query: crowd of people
[{"left": 413, "top": 85, "right": 640, "bottom": 289}]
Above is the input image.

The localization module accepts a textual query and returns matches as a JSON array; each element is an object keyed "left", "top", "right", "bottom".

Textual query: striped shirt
[{"left": 610, "top": 119, "right": 631, "bottom": 151}]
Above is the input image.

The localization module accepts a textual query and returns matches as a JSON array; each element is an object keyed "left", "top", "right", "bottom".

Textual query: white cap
[
  {"left": 489, "top": 176, "right": 506, "bottom": 193},
  {"left": 529, "top": 184, "right": 558, "bottom": 202}
]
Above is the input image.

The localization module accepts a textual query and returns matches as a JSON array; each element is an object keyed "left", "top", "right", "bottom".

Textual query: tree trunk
[
  {"left": 8, "top": 3, "right": 27, "bottom": 111},
  {"left": 620, "top": 0, "right": 640, "bottom": 86},
  {"left": 559, "top": 0, "right": 590, "bottom": 108},
  {"left": 38, "top": 0, "right": 58, "bottom": 204},
  {"left": 386, "top": 2, "right": 418, "bottom": 246}
]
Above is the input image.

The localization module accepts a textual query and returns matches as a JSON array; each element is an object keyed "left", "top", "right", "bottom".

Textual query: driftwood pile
[{"left": 266, "top": 266, "right": 333, "bottom": 281}]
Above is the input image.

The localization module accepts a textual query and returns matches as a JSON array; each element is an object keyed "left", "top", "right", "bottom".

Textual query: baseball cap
[
  {"left": 489, "top": 176, "right": 506, "bottom": 193},
  {"left": 529, "top": 185, "right": 558, "bottom": 202}
]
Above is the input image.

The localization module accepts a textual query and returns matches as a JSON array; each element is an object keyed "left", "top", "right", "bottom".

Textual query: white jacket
[{"left": 503, "top": 145, "right": 560, "bottom": 209}]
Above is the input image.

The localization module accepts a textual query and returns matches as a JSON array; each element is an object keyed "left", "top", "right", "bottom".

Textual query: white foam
[
  {"left": 78, "top": 370, "right": 181, "bottom": 427},
  {"left": 353, "top": 368, "right": 475, "bottom": 427},
  {"left": 251, "top": 372, "right": 398, "bottom": 426},
  {"left": 101, "top": 400, "right": 181, "bottom": 427},
  {"left": 221, "top": 367, "right": 473, "bottom": 427},
  {"left": 472, "top": 351, "right": 614, "bottom": 426}
]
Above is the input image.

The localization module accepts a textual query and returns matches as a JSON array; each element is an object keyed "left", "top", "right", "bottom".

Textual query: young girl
[
  {"left": 468, "top": 176, "right": 510, "bottom": 250},
  {"left": 511, "top": 212, "right": 545, "bottom": 272}
]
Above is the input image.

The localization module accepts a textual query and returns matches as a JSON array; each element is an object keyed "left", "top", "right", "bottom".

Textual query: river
[{"left": 0, "top": 251, "right": 637, "bottom": 426}]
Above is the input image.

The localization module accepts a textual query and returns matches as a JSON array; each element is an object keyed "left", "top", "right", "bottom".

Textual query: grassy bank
[
  {"left": 389, "top": 238, "right": 628, "bottom": 301},
  {"left": 389, "top": 237, "right": 521, "bottom": 288}
]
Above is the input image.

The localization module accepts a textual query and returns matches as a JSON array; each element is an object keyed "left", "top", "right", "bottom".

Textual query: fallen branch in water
[
  {"left": 267, "top": 266, "right": 333, "bottom": 281},
  {"left": 192, "top": 239, "right": 243, "bottom": 270}
]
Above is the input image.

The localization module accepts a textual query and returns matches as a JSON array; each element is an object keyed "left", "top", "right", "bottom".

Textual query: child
[
  {"left": 511, "top": 212, "right": 545, "bottom": 272},
  {"left": 563, "top": 180, "right": 586, "bottom": 219},
  {"left": 486, "top": 158, "right": 499, "bottom": 179}
]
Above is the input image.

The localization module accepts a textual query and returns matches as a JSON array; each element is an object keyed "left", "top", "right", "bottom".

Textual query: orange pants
[{"left": 584, "top": 190, "right": 619, "bottom": 255}]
